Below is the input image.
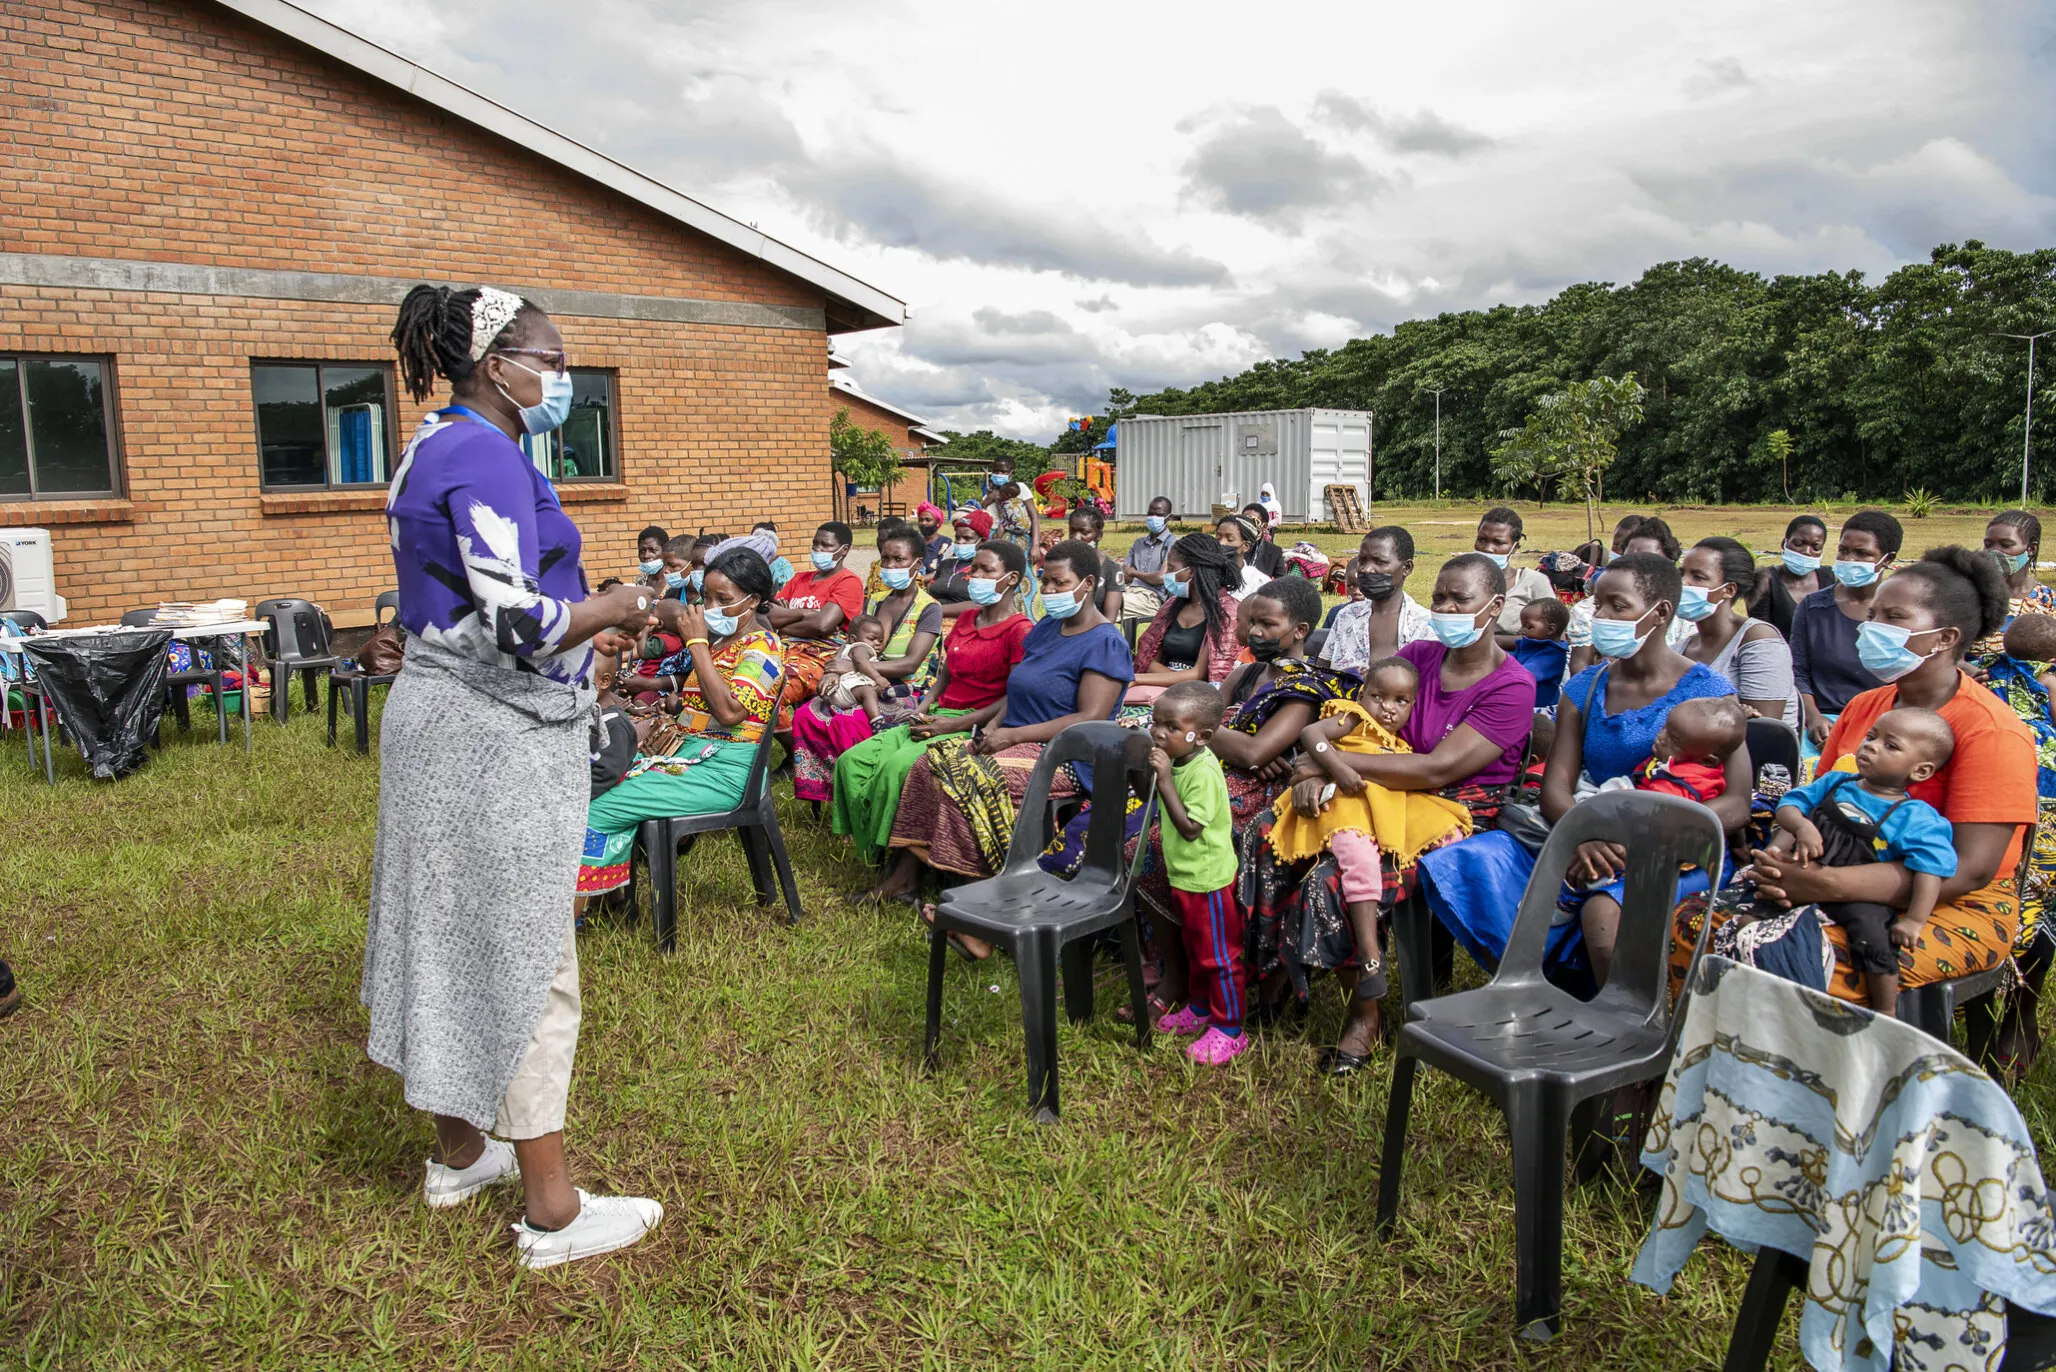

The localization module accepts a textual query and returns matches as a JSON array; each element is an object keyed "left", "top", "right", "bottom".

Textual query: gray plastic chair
[
  {"left": 328, "top": 591, "right": 402, "bottom": 755},
  {"left": 1744, "top": 716, "right": 1800, "bottom": 789},
  {"left": 1376, "top": 789, "right": 1726, "bottom": 1341},
  {"left": 255, "top": 597, "right": 338, "bottom": 722},
  {"left": 924, "top": 721, "right": 1159, "bottom": 1122}
]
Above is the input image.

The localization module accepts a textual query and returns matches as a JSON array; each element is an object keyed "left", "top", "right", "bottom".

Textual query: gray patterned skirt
[{"left": 360, "top": 636, "right": 593, "bottom": 1130}]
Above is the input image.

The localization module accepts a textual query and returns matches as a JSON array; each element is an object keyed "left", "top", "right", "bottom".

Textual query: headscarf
[
  {"left": 953, "top": 508, "right": 995, "bottom": 541},
  {"left": 1218, "top": 513, "right": 1263, "bottom": 554},
  {"left": 707, "top": 531, "right": 779, "bottom": 566},
  {"left": 1258, "top": 482, "right": 1283, "bottom": 527},
  {"left": 915, "top": 501, "right": 946, "bottom": 526}
]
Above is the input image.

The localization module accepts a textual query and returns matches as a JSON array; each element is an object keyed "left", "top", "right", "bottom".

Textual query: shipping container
[{"left": 1112, "top": 408, "right": 1373, "bottom": 522}]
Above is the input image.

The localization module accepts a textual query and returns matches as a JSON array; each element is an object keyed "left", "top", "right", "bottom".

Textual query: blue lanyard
[{"left": 440, "top": 403, "right": 497, "bottom": 428}]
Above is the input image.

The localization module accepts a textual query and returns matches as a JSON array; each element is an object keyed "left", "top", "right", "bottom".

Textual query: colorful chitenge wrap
[
  {"left": 830, "top": 708, "right": 977, "bottom": 865},
  {"left": 776, "top": 637, "right": 841, "bottom": 734},
  {"left": 889, "top": 737, "right": 1075, "bottom": 878},
  {"left": 1981, "top": 653, "right": 2056, "bottom": 953},
  {"left": 790, "top": 590, "right": 942, "bottom": 803}
]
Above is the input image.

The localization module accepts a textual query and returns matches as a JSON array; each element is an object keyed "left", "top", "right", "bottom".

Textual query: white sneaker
[
  {"left": 511, "top": 1189, "right": 663, "bottom": 1270},
  {"left": 422, "top": 1137, "right": 518, "bottom": 1209}
]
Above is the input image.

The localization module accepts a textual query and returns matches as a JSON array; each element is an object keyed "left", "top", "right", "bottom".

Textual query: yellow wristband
[{"left": 685, "top": 637, "right": 711, "bottom": 648}]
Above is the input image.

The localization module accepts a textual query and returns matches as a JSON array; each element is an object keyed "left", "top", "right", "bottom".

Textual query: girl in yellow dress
[{"left": 1270, "top": 657, "right": 1473, "bottom": 922}]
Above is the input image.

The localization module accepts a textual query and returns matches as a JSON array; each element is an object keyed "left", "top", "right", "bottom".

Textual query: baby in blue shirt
[
  {"left": 1766, "top": 706, "right": 1957, "bottom": 1016},
  {"left": 1511, "top": 598, "right": 1571, "bottom": 710}
]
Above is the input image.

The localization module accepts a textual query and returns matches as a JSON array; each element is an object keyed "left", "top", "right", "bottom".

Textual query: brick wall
[
  {"left": 833, "top": 392, "right": 922, "bottom": 456},
  {"left": 0, "top": 0, "right": 861, "bottom": 624}
]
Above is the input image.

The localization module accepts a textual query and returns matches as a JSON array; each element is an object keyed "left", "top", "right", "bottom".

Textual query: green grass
[{"left": 3, "top": 573, "right": 2051, "bottom": 1367}]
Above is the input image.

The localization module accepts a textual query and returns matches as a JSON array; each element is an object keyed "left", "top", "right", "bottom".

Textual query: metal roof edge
[
  {"left": 206, "top": 0, "right": 906, "bottom": 332},
  {"left": 829, "top": 373, "right": 932, "bottom": 429}
]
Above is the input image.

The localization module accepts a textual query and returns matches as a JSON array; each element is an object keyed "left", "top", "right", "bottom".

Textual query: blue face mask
[
  {"left": 664, "top": 571, "right": 686, "bottom": 591},
  {"left": 494, "top": 356, "right": 574, "bottom": 436},
  {"left": 880, "top": 566, "right": 913, "bottom": 590},
  {"left": 1146, "top": 515, "right": 1168, "bottom": 534},
  {"left": 1856, "top": 621, "right": 1941, "bottom": 682},
  {"left": 1782, "top": 548, "right": 1821, "bottom": 576},
  {"left": 1676, "top": 585, "right": 1720, "bottom": 621},
  {"left": 1429, "top": 610, "right": 1486, "bottom": 649},
  {"left": 811, "top": 550, "right": 839, "bottom": 573},
  {"left": 966, "top": 575, "right": 1010, "bottom": 606},
  {"left": 704, "top": 598, "right": 751, "bottom": 638},
  {"left": 639, "top": 559, "right": 663, "bottom": 576},
  {"left": 1479, "top": 551, "right": 1510, "bottom": 569},
  {"left": 690, "top": 569, "right": 704, "bottom": 593},
  {"left": 953, "top": 542, "right": 979, "bottom": 560},
  {"left": 1590, "top": 607, "right": 1657, "bottom": 660},
  {"left": 1833, "top": 558, "right": 1882, "bottom": 588},
  {"left": 1996, "top": 548, "right": 2033, "bottom": 575},
  {"left": 1161, "top": 573, "right": 1187, "bottom": 600},
  {"left": 1042, "top": 589, "right": 1084, "bottom": 620}
]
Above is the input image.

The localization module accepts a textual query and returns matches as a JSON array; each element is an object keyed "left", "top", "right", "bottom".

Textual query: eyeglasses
[{"left": 494, "top": 347, "right": 570, "bottom": 376}]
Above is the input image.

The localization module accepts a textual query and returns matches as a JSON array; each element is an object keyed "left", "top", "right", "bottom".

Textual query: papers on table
[{"left": 152, "top": 600, "right": 249, "bottom": 628}]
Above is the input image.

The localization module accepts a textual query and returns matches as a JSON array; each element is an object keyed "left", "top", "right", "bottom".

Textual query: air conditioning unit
[{"left": 0, "top": 528, "right": 68, "bottom": 622}]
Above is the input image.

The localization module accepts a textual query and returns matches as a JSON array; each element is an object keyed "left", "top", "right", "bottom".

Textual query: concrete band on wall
[{"left": 0, "top": 252, "right": 827, "bottom": 333}]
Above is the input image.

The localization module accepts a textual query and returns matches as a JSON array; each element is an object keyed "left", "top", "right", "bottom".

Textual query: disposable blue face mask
[
  {"left": 639, "top": 559, "right": 663, "bottom": 576},
  {"left": 811, "top": 549, "right": 839, "bottom": 573},
  {"left": 1590, "top": 607, "right": 1658, "bottom": 659},
  {"left": 494, "top": 356, "right": 574, "bottom": 436},
  {"left": 1428, "top": 610, "right": 1486, "bottom": 649},
  {"left": 880, "top": 566, "right": 913, "bottom": 590},
  {"left": 953, "top": 541, "right": 979, "bottom": 560},
  {"left": 1856, "top": 620, "right": 1940, "bottom": 682},
  {"left": 1161, "top": 573, "right": 1187, "bottom": 600},
  {"left": 690, "top": 569, "right": 704, "bottom": 592},
  {"left": 664, "top": 571, "right": 686, "bottom": 591},
  {"left": 1782, "top": 548, "right": 1822, "bottom": 576},
  {"left": 704, "top": 598, "right": 751, "bottom": 637},
  {"left": 1676, "top": 585, "right": 1720, "bottom": 621},
  {"left": 1146, "top": 515, "right": 1168, "bottom": 534},
  {"left": 1042, "top": 589, "right": 1084, "bottom": 620},
  {"left": 1480, "top": 551, "right": 1510, "bottom": 569},
  {"left": 1833, "top": 558, "right": 1882, "bottom": 588},
  {"left": 966, "top": 575, "right": 1011, "bottom": 606}
]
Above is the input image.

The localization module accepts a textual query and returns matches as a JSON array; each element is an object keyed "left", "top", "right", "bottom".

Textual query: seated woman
[
  {"left": 928, "top": 509, "right": 994, "bottom": 619},
  {"left": 1425, "top": 554, "right": 1750, "bottom": 994},
  {"left": 1976, "top": 510, "right": 2055, "bottom": 656},
  {"left": 1677, "top": 547, "right": 2034, "bottom": 1011},
  {"left": 837, "top": 541, "right": 1035, "bottom": 875},
  {"left": 1212, "top": 514, "right": 1272, "bottom": 599},
  {"left": 766, "top": 521, "right": 862, "bottom": 737},
  {"left": 1321, "top": 524, "right": 1433, "bottom": 677},
  {"left": 579, "top": 548, "right": 785, "bottom": 896},
  {"left": 1565, "top": 518, "right": 1690, "bottom": 673},
  {"left": 1249, "top": 553, "right": 1540, "bottom": 1071},
  {"left": 1745, "top": 513, "right": 1827, "bottom": 640},
  {"left": 1126, "top": 532, "right": 1242, "bottom": 707},
  {"left": 790, "top": 523, "right": 943, "bottom": 804},
  {"left": 1680, "top": 536, "right": 1798, "bottom": 728},
  {"left": 866, "top": 541, "right": 1134, "bottom": 928},
  {"left": 1239, "top": 501, "right": 1287, "bottom": 579},
  {"left": 1792, "top": 508, "right": 1903, "bottom": 758}
]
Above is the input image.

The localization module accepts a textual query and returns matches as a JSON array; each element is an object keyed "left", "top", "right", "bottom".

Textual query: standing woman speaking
[{"left": 364, "top": 285, "right": 665, "bottom": 1269}]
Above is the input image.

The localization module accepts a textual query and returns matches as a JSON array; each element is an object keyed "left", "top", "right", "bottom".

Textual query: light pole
[
  {"left": 1427, "top": 387, "right": 1447, "bottom": 500},
  {"left": 1999, "top": 330, "right": 2052, "bottom": 507}
]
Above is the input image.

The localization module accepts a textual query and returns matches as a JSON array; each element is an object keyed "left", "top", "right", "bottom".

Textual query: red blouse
[{"left": 937, "top": 611, "right": 1032, "bottom": 709}]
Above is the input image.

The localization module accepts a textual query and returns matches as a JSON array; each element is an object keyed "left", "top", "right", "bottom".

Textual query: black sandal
[{"left": 1315, "top": 1046, "right": 1371, "bottom": 1076}]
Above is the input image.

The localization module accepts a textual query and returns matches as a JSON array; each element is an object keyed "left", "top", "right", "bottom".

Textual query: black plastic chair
[
  {"left": 636, "top": 679, "right": 802, "bottom": 949},
  {"left": 328, "top": 591, "right": 401, "bottom": 755},
  {"left": 925, "top": 721, "right": 1160, "bottom": 1123},
  {"left": 255, "top": 597, "right": 338, "bottom": 723},
  {"left": 1377, "top": 789, "right": 1726, "bottom": 1341},
  {"left": 1744, "top": 715, "right": 1800, "bottom": 790},
  {"left": 123, "top": 608, "right": 233, "bottom": 744}
]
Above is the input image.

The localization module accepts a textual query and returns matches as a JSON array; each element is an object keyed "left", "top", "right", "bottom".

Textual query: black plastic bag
[{"left": 25, "top": 628, "right": 171, "bottom": 779}]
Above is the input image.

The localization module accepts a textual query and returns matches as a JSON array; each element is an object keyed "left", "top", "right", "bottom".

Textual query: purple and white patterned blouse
[{"left": 385, "top": 408, "right": 592, "bottom": 687}]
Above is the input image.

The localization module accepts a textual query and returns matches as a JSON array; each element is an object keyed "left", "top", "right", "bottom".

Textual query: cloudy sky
[{"left": 304, "top": 0, "right": 2056, "bottom": 439}]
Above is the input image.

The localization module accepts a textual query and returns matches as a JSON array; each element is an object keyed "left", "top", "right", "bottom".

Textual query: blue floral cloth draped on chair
[{"left": 1633, "top": 956, "right": 2056, "bottom": 1372}]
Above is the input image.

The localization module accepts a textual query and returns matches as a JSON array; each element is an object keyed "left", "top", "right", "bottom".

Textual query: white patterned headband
[{"left": 468, "top": 287, "right": 525, "bottom": 360}]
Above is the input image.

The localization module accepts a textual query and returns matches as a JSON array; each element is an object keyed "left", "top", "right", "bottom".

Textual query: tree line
[{"left": 1083, "top": 240, "right": 2056, "bottom": 506}]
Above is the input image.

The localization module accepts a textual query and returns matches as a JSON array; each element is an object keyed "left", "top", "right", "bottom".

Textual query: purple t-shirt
[
  {"left": 1394, "top": 639, "right": 1538, "bottom": 788},
  {"left": 385, "top": 409, "right": 591, "bottom": 686}
]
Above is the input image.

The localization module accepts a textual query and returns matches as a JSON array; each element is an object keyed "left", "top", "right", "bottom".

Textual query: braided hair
[
  {"left": 1171, "top": 531, "right": 1232, "bottom": 650},
  {"left": 390, "top": 284, "right": 539, "bottom": 402}
]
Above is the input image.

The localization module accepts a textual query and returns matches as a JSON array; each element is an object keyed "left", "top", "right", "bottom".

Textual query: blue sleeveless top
[{"left": 1563, "top": 660, "right": 1735, "bottom": 783}]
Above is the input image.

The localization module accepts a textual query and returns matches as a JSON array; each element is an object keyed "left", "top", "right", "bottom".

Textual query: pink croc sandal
[
  {"left": 1155, "top": 1005, "right": 1211, "bottom": 1036},
  {"left": 1187, "top": 1027, "right": 1249, "bottom": 1065}
]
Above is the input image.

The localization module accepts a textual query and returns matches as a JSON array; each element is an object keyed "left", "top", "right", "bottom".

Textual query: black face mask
[
  {"left": 1357, "top": 570, "right": 1397, "bottom": 602},
  {"left": 1246, "top": 634, "right": 1287, "bottom": 662}
]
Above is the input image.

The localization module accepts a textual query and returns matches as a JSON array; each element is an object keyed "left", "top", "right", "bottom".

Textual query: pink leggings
[{"left": 1328, "top": 830, "right": 1384, "bottom": 905}]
